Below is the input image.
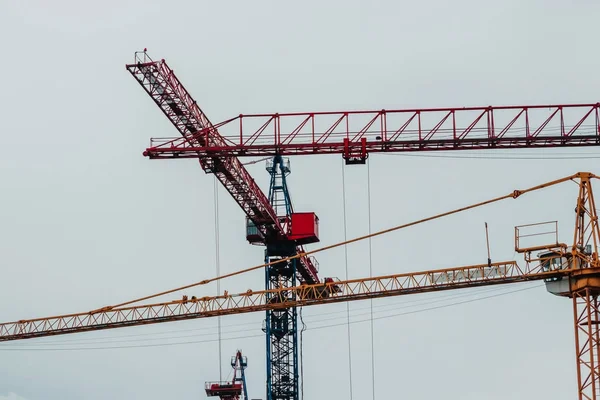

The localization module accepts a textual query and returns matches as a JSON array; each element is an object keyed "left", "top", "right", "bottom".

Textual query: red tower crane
[
  {"left": 143, "top": 101, "right": 600, "bottom": 162},
  {"left": 124, "top": 50, "right": 600, "bottom": 400},
  {"left": 125, "top": 50, "right": 332, "bottom": 399}
]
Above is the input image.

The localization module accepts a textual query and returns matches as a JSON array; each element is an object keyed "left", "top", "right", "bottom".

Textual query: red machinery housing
[
  {"left": 288, "top": 212, "right": 319, "bottom": 244},
  {"left": 246, "top": 212, "right": 319, "bottom": 245},
  {"left": 205, "top": 382, "right": 243, "bottom": 399},
  {"left": 205, "top": 350, "right": 248, "bottom": 400}
]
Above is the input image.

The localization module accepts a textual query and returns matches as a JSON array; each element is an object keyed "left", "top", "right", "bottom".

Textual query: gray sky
[{"left": 1, "top": 0, "right": 599, "bottom": 399}]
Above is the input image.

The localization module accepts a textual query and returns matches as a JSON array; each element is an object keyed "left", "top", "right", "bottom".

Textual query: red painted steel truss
[
  {"left": 126, "top": 55, "right": 279, "bottom": 231},
  {"left": 144, "top": 103, "right": 600, "bottom": 162},
  {"left": 126, "top": 52, "right": 319, "bottom": 284}
]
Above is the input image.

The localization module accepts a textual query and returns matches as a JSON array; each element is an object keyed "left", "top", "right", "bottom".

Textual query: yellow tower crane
[{"left": 2, "top": 172, "right": 600, "bottom": 399}]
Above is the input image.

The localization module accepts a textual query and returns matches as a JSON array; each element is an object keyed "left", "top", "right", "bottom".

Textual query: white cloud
[{"left": 0, "top": 393, "right": 29, "bottom": 400}]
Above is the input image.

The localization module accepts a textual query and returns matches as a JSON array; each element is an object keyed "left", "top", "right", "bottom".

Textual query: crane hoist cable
[
  {"left": 214, "top": 177, "right": 223, "bottom": 381},
  {"left": 98, "top": 172, "right": 585, "bottom": 312},
  {"left": 299, "top": 307, "right": 306, "bottom": 400},
  {"left": 341, "top": 160, "right": 354, "bottom": 400},
  {"left": 367, "top": 159, "right": 375, "bottom": 400}
]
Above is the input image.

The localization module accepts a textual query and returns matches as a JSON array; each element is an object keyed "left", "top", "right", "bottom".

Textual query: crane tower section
[{"left": 261, "top": 155, "right": 303, "bottom": 400}]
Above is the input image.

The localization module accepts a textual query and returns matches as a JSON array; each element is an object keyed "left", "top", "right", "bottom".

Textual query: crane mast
[{"left": 263, "top": 155, "right": 298, "bottom": 400}]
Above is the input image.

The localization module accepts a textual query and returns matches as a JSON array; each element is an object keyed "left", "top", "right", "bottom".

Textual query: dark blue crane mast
[{"left": 259, "top": 155, "right": 316, "bottom": 400}]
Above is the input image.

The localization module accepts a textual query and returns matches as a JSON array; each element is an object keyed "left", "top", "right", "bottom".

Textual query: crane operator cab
[
  {"left": 540, "top": 244, "right": 594, "bottom": 296},
  {"left": 539, "top": 249, "right": 572, "bottom": 296}
]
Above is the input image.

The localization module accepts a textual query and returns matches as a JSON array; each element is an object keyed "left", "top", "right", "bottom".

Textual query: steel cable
[
  {"left": 367, "top": 159, "right": 376, "bottom": 400},
  {"left": 88, "top": 173, "right": 584, "bottom": 313},
  {"left": 214, "top": 177, "right": 223, "bottom": 381},
  {"left": 300, "top": 308, "right": 307, "bottom": 400},
  {"left": 341, "top": 160, "right": 354, "bottom": 400}
]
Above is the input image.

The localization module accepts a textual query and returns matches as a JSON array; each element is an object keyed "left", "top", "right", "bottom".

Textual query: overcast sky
[{"left": 1, "top": 1, "right": 600, "bottom": 399}]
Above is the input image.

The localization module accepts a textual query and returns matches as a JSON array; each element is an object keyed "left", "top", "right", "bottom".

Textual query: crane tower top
[{"left": 205, "top": 350, "right": 249, "bottom": 400}]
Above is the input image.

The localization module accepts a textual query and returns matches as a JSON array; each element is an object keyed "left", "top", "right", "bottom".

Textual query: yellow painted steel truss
[
  {"left": 3, "top": 172, "right": 600, "bottom": 399},
  {"left": 0, "top": 260, "right": 567, "bottom": 341}
]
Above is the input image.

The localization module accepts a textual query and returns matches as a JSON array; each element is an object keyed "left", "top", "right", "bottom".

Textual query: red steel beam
[
  {"left": 126, "top": 52, "right": 319, "bottom": 284},
  {"left": 126, "top": 56, "right": 279, "bottom": 231},
  {"left": 143, "top": 104, "right": 600, "bottom": 160}
]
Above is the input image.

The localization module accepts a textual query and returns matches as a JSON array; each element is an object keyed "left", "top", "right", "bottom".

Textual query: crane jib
[
  {"left": 0, "top": 261, "right": 569, "bottom": 342},
  {"left": 142, "top": 103, "right": 600, "bottom": 162}
]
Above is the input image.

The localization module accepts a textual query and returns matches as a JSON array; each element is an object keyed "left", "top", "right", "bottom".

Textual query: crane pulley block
[{"left": 343, "top": 137, "right": 368, "bottom": 164}]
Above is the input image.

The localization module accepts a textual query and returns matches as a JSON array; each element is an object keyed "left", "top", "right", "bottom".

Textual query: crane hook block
[{"left": 343, "top": 137, "right": 368, "bottom": 165}]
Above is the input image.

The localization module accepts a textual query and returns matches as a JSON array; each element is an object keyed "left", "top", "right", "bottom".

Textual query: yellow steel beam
[
  {"left": 0, "top": 260, "right": 568, "bottom": 342},
  {"left": 1, "top": 172, "right": 596, "bottom": 343}
]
